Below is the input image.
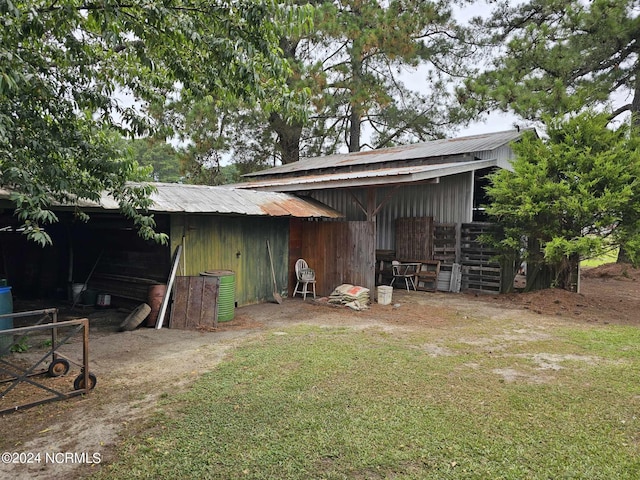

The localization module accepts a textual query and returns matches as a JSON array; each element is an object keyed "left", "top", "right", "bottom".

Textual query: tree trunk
[
  {"left": 267, "top": 37, "right": 302, "bottom": 165},
  {"left": 617, "top": 72, "right": 640, "bottom": 264},
  {"left": 554, "top": 254, "right": 580, "bottom": 291},
  {"left": 631, "top": 70, "right": 640, "bottom": 130},
  {"left": 617, "top": 247, "right": 632, "bottom": 264},
  {"left": 348, "top": 107, "right": 361, "bottom": 152},
  {"left": 524, "top": 238, "right": 554, "bottom": 292},
  {"left": 269, "top": 112, "right": 302, "bottom": 164},
  {"left": 347, "top": 49, "right": 363, "bottom": 152}
]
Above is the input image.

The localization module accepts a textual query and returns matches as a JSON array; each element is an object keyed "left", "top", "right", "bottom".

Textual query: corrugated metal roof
[
  {"left": 238, "top": 158, "right": 498, "bottom": 192},
  {"left": 246, "top": 128, "right": 529, "bottom": 178},
  {"left": 144, "top": 183, "right": 342, "bottom": 217},
  {"left": 0, "top": 184, "right": 343, "bottom": 218}
]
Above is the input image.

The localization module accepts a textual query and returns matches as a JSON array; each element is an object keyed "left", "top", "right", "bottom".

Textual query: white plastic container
[
  {"left": 377, "top": 285, "right": 393, "bottom": 305},
  {"left": 96, "top": 293, "right": 111, "bottom": 307},
  {"left": 71, "top": 283, "right": 85, "bottom": 303}
]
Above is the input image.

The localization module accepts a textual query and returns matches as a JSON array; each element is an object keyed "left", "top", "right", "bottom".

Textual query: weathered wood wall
[{"left": 295, "top": 221, "right": 375, "bottom": 296}]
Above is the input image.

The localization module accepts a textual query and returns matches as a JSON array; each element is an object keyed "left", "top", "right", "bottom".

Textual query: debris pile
[{"left": 328, "top": 284, "right": 370, "bottom": 310}]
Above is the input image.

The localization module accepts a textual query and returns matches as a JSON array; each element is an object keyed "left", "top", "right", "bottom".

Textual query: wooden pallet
[
  {"left": 433, "top": 223, "right": 457, "bottom": 265},
  {"left": 415, "top": 260, "right": 440, "bottom": 292},
  {"left": 460, "top": 223, "right": 502, "bottom": 294},
  {"left": 376, "top": 250, "right": 396, "bottom": 286}
]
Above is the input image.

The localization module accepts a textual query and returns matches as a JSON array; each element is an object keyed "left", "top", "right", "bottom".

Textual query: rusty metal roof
[
  {"left": 144, "top": 183, "right": 342, "bottom": 217},
  {"left": 0, "top": 184, "right": 343, "bottom": 218},
  {"left": 238, "top": 159, "right": 499, "bottom": 192},
  {"left": 246, "top": 129, "right": 529, "bottom": 178}
]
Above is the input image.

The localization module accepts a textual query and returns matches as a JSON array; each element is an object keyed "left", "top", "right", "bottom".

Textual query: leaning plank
[
  {"left": 169, "top": 277, "right": 189, "bottom": 329},
  {"left": 201, "top": 277, "right": 220, "bottom": 329},
  {"left": 155, "top": 244, "right": 183, "bottom": 330},
  {"left": 185, "top": 277, "right": 204, "bottom": 329}
]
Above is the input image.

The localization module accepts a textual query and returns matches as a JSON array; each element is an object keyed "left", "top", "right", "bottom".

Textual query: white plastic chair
[{"left": 293, "top": 258, "right": 316, "bottom": 300}]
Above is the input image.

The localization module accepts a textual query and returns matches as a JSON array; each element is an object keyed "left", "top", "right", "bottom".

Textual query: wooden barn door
[{"left": 298, "top": 221, "right": 375, "bottom": 296}]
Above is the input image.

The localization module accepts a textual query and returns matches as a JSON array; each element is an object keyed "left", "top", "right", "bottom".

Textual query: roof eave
[{"left": 239, "top": 158, "right": 499, "bottom": 192}]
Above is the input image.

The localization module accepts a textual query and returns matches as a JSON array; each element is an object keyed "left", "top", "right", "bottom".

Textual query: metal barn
[{"left": 239, "top": 129, "right": 528, "bottom": 295}]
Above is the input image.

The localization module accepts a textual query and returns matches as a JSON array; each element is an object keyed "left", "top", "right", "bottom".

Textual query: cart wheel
[
  {"left": 73, "top": 372, "right": 97, "bottom": 391},
  {"left": 48, "top": 358, "right": 70, "bottom": 377}
]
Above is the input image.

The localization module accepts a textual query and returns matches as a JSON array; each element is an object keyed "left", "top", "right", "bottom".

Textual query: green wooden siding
[{"left": 170, "top": 215, "right": 290, "bottom": 307}]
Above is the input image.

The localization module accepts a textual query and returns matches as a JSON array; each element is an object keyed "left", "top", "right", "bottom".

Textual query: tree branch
[{"left": 609, "top": 103, "right": 632, "bottom": 120}]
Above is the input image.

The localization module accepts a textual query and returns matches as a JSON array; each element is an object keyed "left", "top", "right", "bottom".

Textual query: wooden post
[
  {"left": 366, "top": 187, "right": 376, "bottom": 222},
  {"left": 455, "top": 222, "right": 462, "bottom": 265}
]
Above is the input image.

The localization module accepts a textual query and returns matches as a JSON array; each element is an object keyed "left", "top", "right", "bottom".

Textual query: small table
[{"left": 390, "top": 262, "right": 421, "bottom": 291}]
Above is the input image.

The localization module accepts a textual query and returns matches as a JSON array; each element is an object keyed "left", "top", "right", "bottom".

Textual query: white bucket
[
  {"left": 96, "top": 294, "right": 111, "bottom": 307},
  {"left": 377, "top": 285, "right": 393, "bottom": 305},
  {"left": 71, "top": 283, "right": 85, "bottom": 302}
]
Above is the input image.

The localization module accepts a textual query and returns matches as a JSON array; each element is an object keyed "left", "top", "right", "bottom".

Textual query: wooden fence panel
[
  {"left": 433, "top": 223, "right": 457, "bottom": 265},
  {"left": 395, "top": 217, "right": 433, "bottom": 261},
  {"left": 300, "top": 221, "right": 375, "bottom": 296},
  {"left": 170, "top": 276, "right": 219, "bottom": 329}
]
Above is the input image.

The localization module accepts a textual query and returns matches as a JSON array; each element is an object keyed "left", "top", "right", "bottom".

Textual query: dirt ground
[{"left": 0, "top": 263, "right": 638, "bottom": 479}]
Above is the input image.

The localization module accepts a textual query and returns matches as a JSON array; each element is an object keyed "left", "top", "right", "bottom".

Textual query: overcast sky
[{"left": 437, "top": 1, "right": 519, "bottom": 137}]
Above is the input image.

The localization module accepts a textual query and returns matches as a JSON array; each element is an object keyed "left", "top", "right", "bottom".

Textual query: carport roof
[{"left": 0, "top": 183, "right": 343, "bottom": 219}]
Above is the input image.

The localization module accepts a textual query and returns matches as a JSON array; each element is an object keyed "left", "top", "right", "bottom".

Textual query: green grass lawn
[
  {"left": 96, "top": 321, "right": 640, "bottom": 479},
  {"left": 580, "top": 248, "right": 619, "bottom": 269}
]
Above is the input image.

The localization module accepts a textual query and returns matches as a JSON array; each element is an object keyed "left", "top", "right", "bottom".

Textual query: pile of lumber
[{"left": 328, "top": 284, "right": 370, "bottom": 310}]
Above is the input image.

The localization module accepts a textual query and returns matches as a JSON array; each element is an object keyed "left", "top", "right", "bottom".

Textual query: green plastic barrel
[
  {"left": 0, "top": 286, "right": 13, "bottom": 355},
  {"left": 201, "top": 270, "right": 235, "bottom": 322},
  {"left": 81, "top": 289, "right": 98, "bottom": 306}
]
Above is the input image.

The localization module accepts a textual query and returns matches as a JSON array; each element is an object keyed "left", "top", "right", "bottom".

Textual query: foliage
[
  {"left": 462, "top": 0, "right": 640, "bottom": 127},
  {"left": 9, "top": 337, "right": 28, "bottom": 353},
  {"left": 310, "top": 0, "right": 475, "bottom": 153},
  {"left": 95, "top": 322, "right": 640, "bottom": 479},
  {"left": 170, "top": 0, "right": 478, "bottom": 174},
  {"left": 127, "top": 138, "right": 182, "bottom": 183},
  {"left": 162, "top": 97, "right": 279, "bottom": 185},
  {"left": 484, "top": 112, "right": 640, "bottom": 289},
  {"left": 0, "top": 0, "right": 306, "bottom": 243}
]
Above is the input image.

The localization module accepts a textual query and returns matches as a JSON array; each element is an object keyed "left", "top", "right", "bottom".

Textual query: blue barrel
[{"left": 0, "top": 286, "right": 13, "bottom": 355}]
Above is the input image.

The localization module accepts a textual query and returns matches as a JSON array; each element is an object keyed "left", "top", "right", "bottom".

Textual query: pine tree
[
  {"left": 485, "top": 112, "right": 640, "bottom": 290},
  {"left": 462, "top": 0, "right": 639, "bottom": 128}
]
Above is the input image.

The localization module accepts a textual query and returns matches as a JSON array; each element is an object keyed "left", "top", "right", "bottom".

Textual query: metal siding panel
[
  {"left": 170, "top": 215, "right": 289, "bottom": 307},
  {"left": 308, "top": 174, "right": 472, "bottom": 253},
  {"left": 311, "top": 190, "right": 365, "bottom": 221},
  {"left": 375, "top": 174, "right": 472, "bottom": 251}
]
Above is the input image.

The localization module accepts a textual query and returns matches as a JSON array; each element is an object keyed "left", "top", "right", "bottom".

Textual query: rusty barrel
[{"left": 146, "top": 284, "right": 167, "bottom": 327}]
